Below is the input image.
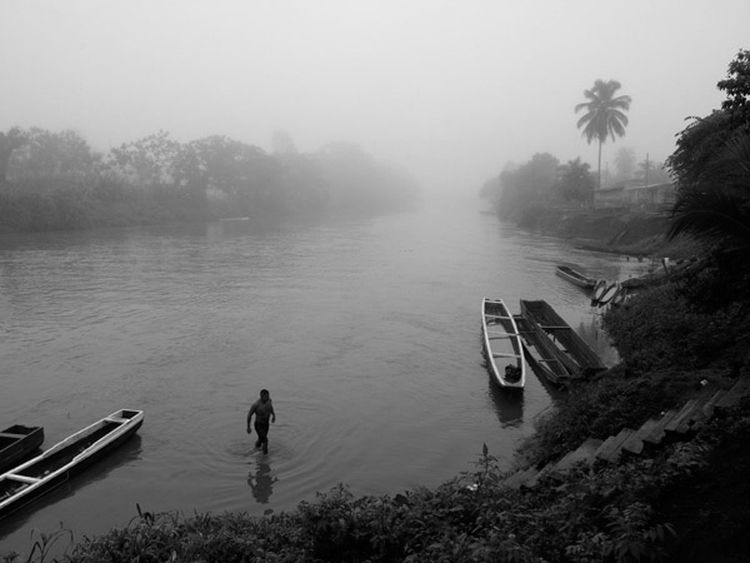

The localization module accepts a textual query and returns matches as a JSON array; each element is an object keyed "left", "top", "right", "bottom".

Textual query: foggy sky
[{"left": 1, "top": 0, "right": 748, "bottom": 193}]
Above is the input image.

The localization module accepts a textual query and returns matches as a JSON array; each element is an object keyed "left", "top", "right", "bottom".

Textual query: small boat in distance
[
  {"left": 591, "top": 279, "right": 608, "bottom": 305},
  {"left": 481, "top": 297, "right": 526, "bottom": 389},
  {"left": 555, "top": 265, "right": 597, "bottom": 289},
  {"left": 0, "top": 425, "right": 44, "bottom": 475},
  {"left": 596, "top": 282, "right": 621, "bottom": 306},
  {"left": 0, "top": 409, "right": 143, "bottom": 521}
]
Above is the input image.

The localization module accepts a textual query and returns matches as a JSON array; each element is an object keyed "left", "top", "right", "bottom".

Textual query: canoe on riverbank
[
  {"left": 0, "top": 409, "right": 143, "bottom": 521},
  {"left": 481, "top": 298, "right": 525, "bottom": 389}
]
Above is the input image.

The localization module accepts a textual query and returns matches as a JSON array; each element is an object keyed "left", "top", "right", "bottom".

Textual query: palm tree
[{"left": 575, "top": 80, "right": 632, "bottom": 200}]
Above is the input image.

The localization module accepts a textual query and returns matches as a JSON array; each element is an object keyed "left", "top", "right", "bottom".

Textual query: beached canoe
[
  {"left": 0, "top": 409, "right": 143, "bottom": 521},
  {"left": 0, "top": 425, "right": 44, "bottom": 475},
  {"left": 481, "top": 297, "right": 525, "bottom": 389},
  {"left": 555, "top": 265, "right": 596, "bottom": 289},
  {"left": 596, "top": 282, "right": 621, "bottom": 306}
]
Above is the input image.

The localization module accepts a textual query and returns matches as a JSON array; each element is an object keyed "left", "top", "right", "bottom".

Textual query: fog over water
[{"left": 1, "top": 0, "right": 748, "bottom": 193}]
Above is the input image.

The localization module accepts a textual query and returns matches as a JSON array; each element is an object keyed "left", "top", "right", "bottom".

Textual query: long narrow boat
[
  {"left": 513, "top": 315, "right": 572, "bottom": 386},
  {"left": 520, "top": 300, "right": 606, "bottom": 378},
  {"left": 555, "top": 265, "right": 597, "bottom": 289},
  {"left": 0, "top": 409, "right": 143, "bottom": 520},
  {"left": 0, "top": 425, "right": 44, "bottom": 475},
  {"left": 481, "top": 298, "right": 525, "bottom": 389}
]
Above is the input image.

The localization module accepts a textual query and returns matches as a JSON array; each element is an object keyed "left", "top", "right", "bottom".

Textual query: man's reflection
[{"left": 247, "top": 460, "right": 277, "bottom": 504}]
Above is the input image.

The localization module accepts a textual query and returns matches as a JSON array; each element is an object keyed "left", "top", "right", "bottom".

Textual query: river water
[{"left": 0, "top": 194, "right": 650, "bottom": 554}]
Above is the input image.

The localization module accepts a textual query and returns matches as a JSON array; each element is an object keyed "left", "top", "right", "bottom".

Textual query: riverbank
[{"left": 516, "top": 206, "right": 699, "bottom": 260}]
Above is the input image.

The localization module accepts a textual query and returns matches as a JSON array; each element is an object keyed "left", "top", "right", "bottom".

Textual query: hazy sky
[{"left": 1, "top": 0, "right": 748, "bottom": 192}]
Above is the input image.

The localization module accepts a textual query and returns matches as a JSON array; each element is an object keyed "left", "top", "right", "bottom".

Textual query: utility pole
[{"left": 644, "top": 152, "right": 650, "bottom": 187}]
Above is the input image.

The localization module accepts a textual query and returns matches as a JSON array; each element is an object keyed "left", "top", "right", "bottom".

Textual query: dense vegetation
[{"left": 0, "top": 129, "right": 420, "bottom": 233}]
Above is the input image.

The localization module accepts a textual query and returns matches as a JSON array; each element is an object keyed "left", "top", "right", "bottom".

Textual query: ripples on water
[{"left": 0, "top": 197, "right": 652, "bottom": 552}]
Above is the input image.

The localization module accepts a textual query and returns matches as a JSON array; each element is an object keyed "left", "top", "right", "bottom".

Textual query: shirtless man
[{"left": 247, "top": 389, "right": 276, "bottom": 454}]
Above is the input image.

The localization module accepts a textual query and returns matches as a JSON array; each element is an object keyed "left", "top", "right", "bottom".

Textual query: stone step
[
  {"left": 642, "top": 409, "right": 679, "bottom": 447},
  {"left": 621, "top": 418, "right": 662, "bottom": 456},
  {"left": 715, "top": 377, "right": 750, "bottom": 413},
  {"left": 664, "top": 398, "right": 704, "bottom": 437},
  {"left": 700, "top": 389, "right": 726, "bottom": 420},
  {"left": 503, "top": 466, "right": 539, "bottom": 490},
  {"left": 595, "top": 428, "right": 636, "bottom": 464},
  {"left": 553, "top": 438, "right": 603, "bottom": 473}
]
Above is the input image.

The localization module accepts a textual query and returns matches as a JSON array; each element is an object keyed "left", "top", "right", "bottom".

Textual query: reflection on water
[
  {"left": 486, "top": 377, "right": 524, "bottom": 428},
  {"left": 248, "top": 459, "right": 277, "bottom": 504}
]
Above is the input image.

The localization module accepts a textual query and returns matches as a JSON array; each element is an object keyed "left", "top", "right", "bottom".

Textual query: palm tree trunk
[{"left": 595, "top": 140, "right": 602, "bottom": 208}]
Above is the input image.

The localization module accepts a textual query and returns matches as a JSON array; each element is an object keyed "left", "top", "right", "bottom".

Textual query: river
[{"left": 0, "top": 194, "right": 651, "bottom": 554}]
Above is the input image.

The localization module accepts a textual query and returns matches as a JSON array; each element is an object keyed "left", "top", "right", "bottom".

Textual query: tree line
[{"left": 0, "top": 128, "right": 420, "bottom": 233}]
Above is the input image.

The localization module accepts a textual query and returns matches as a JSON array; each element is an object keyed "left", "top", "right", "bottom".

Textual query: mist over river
[{"left": 0, "top": 195, "right": 650, "bottom": 553}]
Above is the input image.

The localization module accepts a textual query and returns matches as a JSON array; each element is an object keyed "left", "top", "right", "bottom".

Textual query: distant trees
[
  {"left": 635, "top": 158, "right": 671, "bottom": 185},
  {"left": 0, "top": 126, "right": 420, "bottom": 233},
  {"left": 556, "top": 158, "right": 595, "bottom": 204},
  {"left": 575, "top": 79, "right": 632, "bottom": 192},
  {"left": 612, "top": 147, "right": 636, "bottom": 184},
  {"left": 496, "top": 153, "right": 559, "bottom": 221},
  {"left": 7, "top": 128, "right": 100, "bottom": 183},
  {"left": 0, "top": 127, "right": 25, "bottom": 183}
]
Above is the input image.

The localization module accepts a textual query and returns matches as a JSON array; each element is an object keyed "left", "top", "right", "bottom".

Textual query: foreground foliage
[{"left": 5, "top": 399, "right": 747, "bottom": 563}]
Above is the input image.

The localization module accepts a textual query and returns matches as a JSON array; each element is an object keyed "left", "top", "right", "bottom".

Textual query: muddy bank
[{"left": 516, "top": 207, "right": 679, "bottom": 256}]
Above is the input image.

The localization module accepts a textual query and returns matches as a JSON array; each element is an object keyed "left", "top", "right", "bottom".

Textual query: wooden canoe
[
  {"left": 555, "top": 265, "right": 596, "bottom": 289},
  {"left": 0, "top": 425, "right": 44, "bottom": 475},
  {"left": 520, "top": 300, "right": 606, "bottom": 378},
  {"left": 591, "top": 279, "right": 608, "bottom": 305},
  {"left": 482, "top": 298, "right": 525, "bottom": 388},
  {"left": 0, "top": 409, "right": 143, "bottom": 521},
  {"left": 596, "top": 282, "right": 621, "bottom": 306}
]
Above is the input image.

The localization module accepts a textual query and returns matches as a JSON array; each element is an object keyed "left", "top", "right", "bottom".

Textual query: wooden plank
[
  {"left": 643, "top": 409, "right": 679, "bottom": 446},
  {"left": 664, "top": 399, "right": 700, "bottom": 435},
  {"left": 4, "top": 474, "right": 41, "bottom": 484},
  {"left": 595, "top": 428, "right": 635, "bottom": 464},
  {"left": 715, "top": 377, "right": 750, "bottom": 412},
  {"left": 554, "top": 438, "right": 602, "bottom": 472},
  {"left": 492, "top": 352, "right": 522, "bottom": 358},
  {"left": 621, "top": 418, "right": 662, "bottom": 456},
  {"left": 502, "top": 467, "right": 539, "bottom": 490}
]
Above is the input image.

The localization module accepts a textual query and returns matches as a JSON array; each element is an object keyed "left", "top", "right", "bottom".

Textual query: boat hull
[
  {"left": 556, "top": 266, "right": 596, "bottom": 289},
  {"left": 482, "top": 297, "right": 525, "bottom": 389},
  {"left": 0, "top": 426, "right": 44, "bottom": 475},
  {"left": 0, "top": 410, "right": 143, "bottom": 521},
  {"left": 520, "top": 300, "right": 606, "bottom": 380}
]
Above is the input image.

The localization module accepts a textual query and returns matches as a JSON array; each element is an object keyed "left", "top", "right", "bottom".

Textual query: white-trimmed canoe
[
  {"left": 0, "top": 409, "right": 143, "bottom": 521},
  {"left": 481, "top": 297, "right": 525, "bottom": 389}
]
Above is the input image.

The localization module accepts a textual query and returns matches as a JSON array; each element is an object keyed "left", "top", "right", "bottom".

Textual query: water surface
[{"left": 0, "top": 196, "right": 650, "bottom": 553}]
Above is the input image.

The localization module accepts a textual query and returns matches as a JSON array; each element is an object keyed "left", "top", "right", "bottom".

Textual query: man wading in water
[{"left": 247, "top": 389, "right": 276, "bottom": 454}]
